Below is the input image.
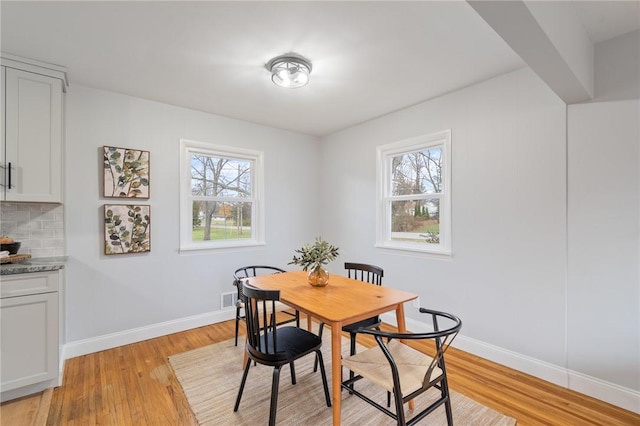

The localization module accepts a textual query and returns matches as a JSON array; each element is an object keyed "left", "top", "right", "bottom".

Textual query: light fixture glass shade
[{"left": 267, "top": 55, "right": 312, "bottom": 88}]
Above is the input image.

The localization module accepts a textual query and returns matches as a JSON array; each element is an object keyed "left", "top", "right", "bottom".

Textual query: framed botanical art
[
  {"left": 104, "top": 204, "right": 151, "bottom": 255},
  {"left": 103, "top": 146, "right": 150, "bottom": 198}
]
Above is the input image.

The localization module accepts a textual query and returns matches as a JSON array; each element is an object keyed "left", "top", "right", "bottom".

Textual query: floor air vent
[{"left": 221, "top": 291, "right": 237, "bottom": 309}]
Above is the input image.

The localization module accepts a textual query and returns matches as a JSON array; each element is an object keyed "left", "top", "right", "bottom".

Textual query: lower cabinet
[{"left": 0, "top": 271, "right": 60, "bottom": 401}]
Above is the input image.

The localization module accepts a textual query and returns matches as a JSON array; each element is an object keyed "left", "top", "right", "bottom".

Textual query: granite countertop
[{"left": 0, "top": 256, "right": 67, "bottom": 275}]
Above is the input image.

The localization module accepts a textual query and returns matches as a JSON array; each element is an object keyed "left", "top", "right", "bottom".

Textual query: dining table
[{"left": 245, "top": 270, "right": 418, "bottom": 426}]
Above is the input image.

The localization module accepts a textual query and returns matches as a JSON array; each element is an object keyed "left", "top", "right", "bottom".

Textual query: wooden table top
[{"left": 245, "top": 270, "right": 417, "bottom": 326}]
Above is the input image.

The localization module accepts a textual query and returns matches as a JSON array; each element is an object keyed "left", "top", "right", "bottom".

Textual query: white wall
[
  {"left": 568, "top": 99, "right": 639, "bottom": 397},
  {"left": 320, "top": 67, "right": 568, "bottom": 364},
  {"left": 593, "top": 30, "right": 640, "bottom": 102},
  {"left": 320, "top": 63, "right": 639, "bottom": 411},
  {"left": 565, "top": 31, "right": 640, "bottom": 407},
  {"left": 64, "top": 85, "right": 321, "bottom": 351}
]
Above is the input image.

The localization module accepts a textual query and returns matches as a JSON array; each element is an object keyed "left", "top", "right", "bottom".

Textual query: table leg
[
  {"left": 331, "top": 321, "right": 342, "bottom": 426},
  {"left": 307, "top": 314, "right": 313, "bottom": 332},
  {"left": 395, "top": 303, "right": 414, "bottom": 410},
  {"left": 242, "top": 335, "right": 248, "bottom": 367},
  {"left": 395, "top": 302, "right": 407, "bottom": 333}
]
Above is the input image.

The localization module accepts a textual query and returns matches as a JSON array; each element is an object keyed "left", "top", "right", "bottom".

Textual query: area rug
[{"left": 169, "top": 337, "right": 517, "bottom": 425}]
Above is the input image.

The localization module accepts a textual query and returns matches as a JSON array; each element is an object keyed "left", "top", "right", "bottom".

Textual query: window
[
  {"left": 180, "top": 139, "right": 264, "bottom": 251},
  {"left": 376, "top": 130, "right": 451, "bottom": 255}
]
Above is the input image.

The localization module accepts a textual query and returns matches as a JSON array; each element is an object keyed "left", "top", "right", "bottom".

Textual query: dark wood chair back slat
[{"left": 345, "top": 262, "right": 384, "bottom": 285}]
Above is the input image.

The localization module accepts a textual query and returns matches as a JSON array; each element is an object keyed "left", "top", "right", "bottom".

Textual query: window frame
[
  {"left": 179, "top": 139, "right": 265, "bottom": 252},
  {"left": 375, "top": 129, "right": 452, "bottom": 256}
]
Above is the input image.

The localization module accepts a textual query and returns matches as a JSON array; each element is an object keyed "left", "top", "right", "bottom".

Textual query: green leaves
[
  {"left": 105, "top": 205, "right": 150, "bottom": 254},
  {"left": 104, "top": 146, "right": 150, "bottom": 198},
  {"left": 289, "top": 237, "right": 339, "bottom": 272}
]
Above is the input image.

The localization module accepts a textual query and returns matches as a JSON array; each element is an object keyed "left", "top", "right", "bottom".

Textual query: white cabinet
[
  {"left": 0, "top": 271, "right": 60, "bottom": 401},
  {"left": 1, "top": 53, "right": 67, "bottom": 203}
]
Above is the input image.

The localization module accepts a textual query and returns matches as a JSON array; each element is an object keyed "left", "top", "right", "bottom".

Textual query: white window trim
[
  {"left": 375, "top": 129, "right": 452, "bottom": 256},
  {"left": 179, "top": 139, "right": 265, "bottom": 252}
]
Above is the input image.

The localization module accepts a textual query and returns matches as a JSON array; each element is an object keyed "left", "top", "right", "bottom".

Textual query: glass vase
[{"left": 307, "top": 267, "right": 330, "bottom": 287}]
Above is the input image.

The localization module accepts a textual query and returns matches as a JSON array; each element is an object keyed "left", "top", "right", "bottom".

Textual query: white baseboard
[
  {"left": 62, "top": 309, "right": 235, "bottom": 360},
  {"left": 567, "top": 369, "right": 640, "bottom": 414},
  {"left": 1, "top": 378, "right": 59, "bottom": 403},
  {"left": 380, "top": 312, "right": 640, "bottom": 414}
]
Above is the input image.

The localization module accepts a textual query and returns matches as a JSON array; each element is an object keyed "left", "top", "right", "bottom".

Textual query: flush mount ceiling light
[{"left": 266, "top": 54, "right": 312, "bottom": 89}]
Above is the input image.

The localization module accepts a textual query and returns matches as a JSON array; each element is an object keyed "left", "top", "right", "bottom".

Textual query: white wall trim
[
  {"left": 1, "top": 378, "right": 59, "bottom": 403},
  {"left": 567, "top": 369, "right": 640, "bottom": 414},
  {"left": 62, "top": 310, "right": 235, "bottom": 360},
  {"left": 381, "top": 312, "right": 640, "bottom": 414}
]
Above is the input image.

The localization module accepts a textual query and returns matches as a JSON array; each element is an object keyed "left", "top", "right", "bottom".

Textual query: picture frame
[
  {"left": 103, "top": 146, "right": 150, "bottom": 198},
  {"left": 104, "top": 204, "right": 151, "bottom": 255}
]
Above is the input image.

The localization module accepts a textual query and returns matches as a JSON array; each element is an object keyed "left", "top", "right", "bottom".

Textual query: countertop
[{"left": 0, "top": 256, "right": 67, "bottom": 275}]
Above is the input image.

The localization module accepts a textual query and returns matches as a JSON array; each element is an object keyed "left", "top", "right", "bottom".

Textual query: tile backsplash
[{"left": 0, "top": 202, "right": 65, "bottom": 258}]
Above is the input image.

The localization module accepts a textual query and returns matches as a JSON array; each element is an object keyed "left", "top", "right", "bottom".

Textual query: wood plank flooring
[
  {"left": 2, "top": 317, "right": 638, "bottom": 425},
  {"left": 0, "top": 387, "right": 52, "bottom": 426}
]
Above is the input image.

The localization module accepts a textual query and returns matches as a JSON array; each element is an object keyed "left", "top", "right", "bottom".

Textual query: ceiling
[{"left": 1, "top": 1, "right": 638, "bottom": 137}]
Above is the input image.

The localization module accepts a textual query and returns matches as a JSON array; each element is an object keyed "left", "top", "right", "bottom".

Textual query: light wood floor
[{"left": 2, "top": 317, "right": 638, "bottom": 425}]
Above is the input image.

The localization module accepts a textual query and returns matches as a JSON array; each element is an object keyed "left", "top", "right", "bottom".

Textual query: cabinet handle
[{"left": 7, "top": 162, "right": 11, "bottom": 189}]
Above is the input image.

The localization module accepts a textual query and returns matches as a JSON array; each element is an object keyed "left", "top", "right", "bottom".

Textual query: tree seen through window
[
  {"left": 190, "top": 154, "right": 252, "bottom": 241},
  {"left": 390, "top": 147, "right": 442, "bottom": 243}
]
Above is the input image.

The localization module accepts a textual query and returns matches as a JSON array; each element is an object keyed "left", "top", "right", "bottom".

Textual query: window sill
[
  {"left": 375, "top": 242, "right": 452, "bottom": 259},
  {"left": 180, "top": 240, "right": 266, "bottom": 254}
]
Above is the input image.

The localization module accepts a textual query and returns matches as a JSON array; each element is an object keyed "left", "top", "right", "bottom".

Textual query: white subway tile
[{"left": 0, "top": 202, "right": 65, "bottom": 258}]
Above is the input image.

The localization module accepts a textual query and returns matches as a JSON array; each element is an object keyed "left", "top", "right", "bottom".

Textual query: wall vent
[{"left": 221, "top": 291, "right": 237, "bottom": 310}]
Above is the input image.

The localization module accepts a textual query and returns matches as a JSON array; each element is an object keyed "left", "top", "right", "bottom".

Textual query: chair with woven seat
[
  {"left": 233, "top": 265, "right": 300, "bottom": 346},
  {"left": 233, "top": 282, "right": 331, "bottom": 426},
  {"left": 341, "top": 308, "right": 462, "bottom": 426},
  {"left": 313, "top": 262, "right": 384, "bottom": 373}
]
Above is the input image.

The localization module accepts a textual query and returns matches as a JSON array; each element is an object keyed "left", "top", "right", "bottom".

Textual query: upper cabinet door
[
  {"left": 1, "top": 67, "right": 5, "bottom": 194},
  {"left": 4, "top": 67, "right": 63, "bottom": 203}
]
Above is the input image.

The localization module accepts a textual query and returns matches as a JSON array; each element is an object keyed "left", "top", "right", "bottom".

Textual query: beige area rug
[{"left": 169, "top": 337, "right": 517, "bottom": 426}]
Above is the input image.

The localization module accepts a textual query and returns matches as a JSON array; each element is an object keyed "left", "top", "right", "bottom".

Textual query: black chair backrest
[
  {"left": 234, "top": 265, "right": 285, "bottom": 302},
  {"left": 366, "top": 307, "right": 461, "bottom": 385},
  {"left": 234, "top": 265, "right": 286, "bottom": 279},
  {"left": 345, "top": 262, "right": 384, "bottom": 285},
  {"left": 241, "top": 282, "right": 289, "bottom": 363},
  {"left": 419, "top": 308, "right": 461, "bottom": 385}
]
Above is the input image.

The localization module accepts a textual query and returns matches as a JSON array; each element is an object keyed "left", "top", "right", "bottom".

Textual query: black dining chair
[
  {"left": 232, "top": 265, "right": 300, "bottom": 346},
  {"left": 233, "top": 282, "right": 331, "bottom": 426},
  {"left": 313, "top": 262, "right": 384, "bottom": 373},
  {"left": 341, "top": 308, "right": 462, "bottom": 426}
]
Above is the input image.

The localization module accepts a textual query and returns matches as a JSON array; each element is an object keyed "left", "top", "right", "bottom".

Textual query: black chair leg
[
  {"left": 347, "top": 332, "right": 358, "bottom": 393},
  {"left": 393, "top": 388, "right": 406, "bottom": 426},
  {"left": 442, "top": 377, "right": 454, "bottom": 426},
  {"left": 269, "top": 366, "right": 282, "bottom": 426},
  {"left": 233, "top": 358, "right": 251, "bottom": 412},
  {"left": 313, "top": 322, "right": 325, "bottom": 373},
  {"left": 349, "top": 332, "right": 357, "bottom": 356},
  {"left": 290, "top": 361, "right": 297, "bottom": 385},
  {"left": 314, "top": 350, "right": 332, "bottom": 407},
  {"left": 444, "top": 397, "right": 454, "bottom": 426},
  {"left": 234, "top": 307, "right": 241, "bottom": 346}
]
